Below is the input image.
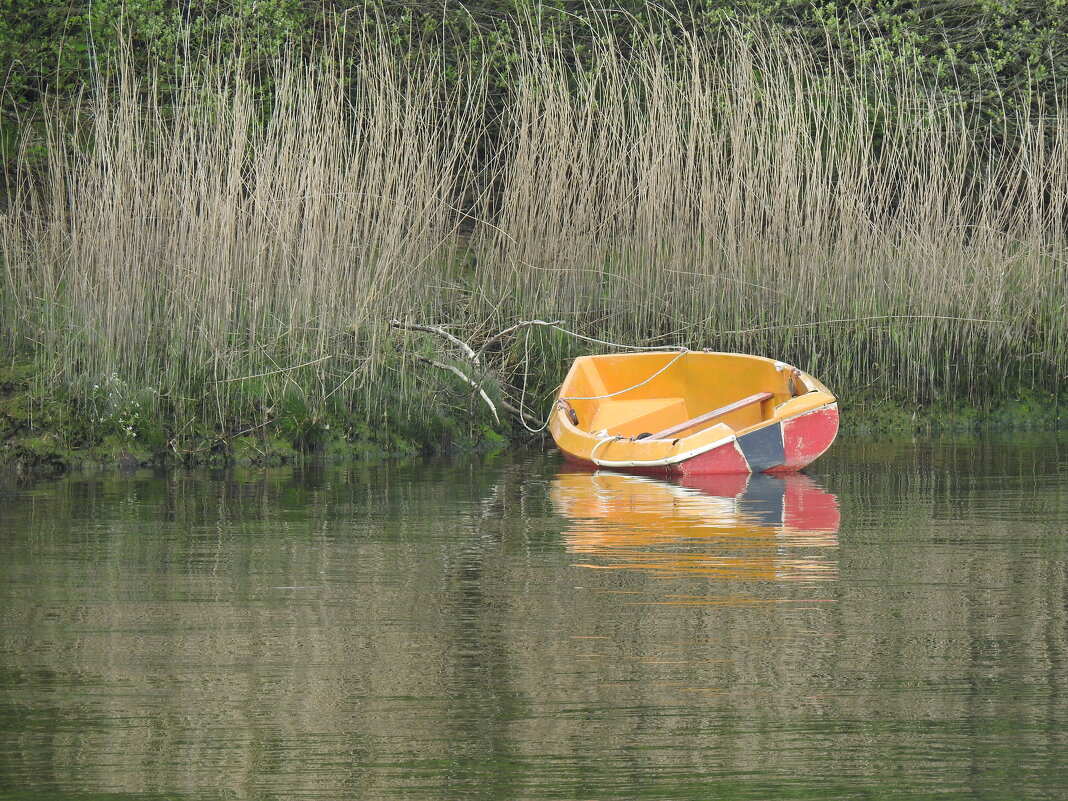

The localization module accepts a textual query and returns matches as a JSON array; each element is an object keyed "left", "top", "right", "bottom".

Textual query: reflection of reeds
[{"left": 2, "top": 17, "right": 1066, "bottom": 437}]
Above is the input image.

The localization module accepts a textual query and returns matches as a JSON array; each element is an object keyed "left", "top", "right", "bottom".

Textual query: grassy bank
[
  {"left": 2, "top": 13, "right": 1066, "bottom": 466},
  {"left": 2, "top": 356, "right": 1062, "bottom": 476},
  {"left": 0, "top": 358, "right": 513, "bottom": 473}
]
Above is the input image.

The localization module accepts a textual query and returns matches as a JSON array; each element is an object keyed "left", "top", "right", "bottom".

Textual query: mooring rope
[
  {"left": 558, "top": 348, "right": 690, "bottom": 402},
  {"left": 516, "top": 329, "right": 691, "bottom": 433},
  {"left": 393, "top": 317, "right": 692, "bottom": 434},
  {"left": 516, "top": 327, "right": 553, "bottom": 434},
  {"left": 589, "top": 433, "right": 623, "bottom": 464},
  {"left": 548, "top": 327, "right": 688, "bottom": 352}
]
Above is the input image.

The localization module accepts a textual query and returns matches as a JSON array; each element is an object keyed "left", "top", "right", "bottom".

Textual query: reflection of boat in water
[{"left": 550, "top": 469, "right": 840, "bottom": 582}]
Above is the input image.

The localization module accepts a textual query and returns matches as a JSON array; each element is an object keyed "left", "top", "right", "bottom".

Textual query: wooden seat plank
[{"left": 647, "top": 392, "right": 773, "bottom": 440}]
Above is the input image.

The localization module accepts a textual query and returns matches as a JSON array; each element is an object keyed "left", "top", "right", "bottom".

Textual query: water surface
[{"left": 1, "top": 435, "right": 1066, "bottom": 800}]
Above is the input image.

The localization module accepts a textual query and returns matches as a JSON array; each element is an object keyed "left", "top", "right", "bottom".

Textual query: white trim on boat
[
  {"left": 788, "top": 401, "right": 838, "bottom": 419},
  {"left": 591, "top": 434, "right": 740, "bottom": 469}
]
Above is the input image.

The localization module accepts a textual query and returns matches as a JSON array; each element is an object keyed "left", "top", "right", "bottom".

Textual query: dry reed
[{"left": 2, "top": 14, "right": 1065, "bottom": 442}]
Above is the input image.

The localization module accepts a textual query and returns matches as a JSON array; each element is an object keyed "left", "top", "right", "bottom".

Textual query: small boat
[{"left": 549, "top": 351, "right": 838, "bottom": 475}]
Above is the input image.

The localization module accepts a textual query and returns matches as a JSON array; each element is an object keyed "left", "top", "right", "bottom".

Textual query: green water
[{"left": 1, "top": 436, "right": 1066, "bottom": 800}]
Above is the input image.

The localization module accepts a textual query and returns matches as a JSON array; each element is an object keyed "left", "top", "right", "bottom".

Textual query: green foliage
[
  {"left": 5, "top": 2, "right": 1068, "bottom": 133},
  {"left": 847, "top": 386, "right": 1065, "bottom": 433},
  {"left": 0, "top": 1, "right": 308, "bottom": 118},
  {"left": 711, "top": 1, "right": 1068, "bottom": 123}
]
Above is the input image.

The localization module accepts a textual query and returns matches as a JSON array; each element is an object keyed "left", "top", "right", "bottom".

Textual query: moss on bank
[
  {"left": 0, "top": 360, "right": 511, "bottom": 476},
  {"left": 2, "top": 359, "right": 1061, "bottom": 477},
  {"left": 844, "top": 389, "right": 1065, "bottom": 435}
]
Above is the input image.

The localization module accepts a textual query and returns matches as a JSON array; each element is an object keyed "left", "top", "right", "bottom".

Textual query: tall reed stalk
[{"left": 2, "top": 14, "right": 1065, "bottom": 444}]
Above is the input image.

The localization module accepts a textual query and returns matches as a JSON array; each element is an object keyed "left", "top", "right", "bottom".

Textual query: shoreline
[{"left": 3, "top": 361, "right": 1061, "bottom": 478}]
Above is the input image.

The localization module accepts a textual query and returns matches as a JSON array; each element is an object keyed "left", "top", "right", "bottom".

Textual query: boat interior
[{"left": 562, "top": 353, "right": 807, "bottom": 440}]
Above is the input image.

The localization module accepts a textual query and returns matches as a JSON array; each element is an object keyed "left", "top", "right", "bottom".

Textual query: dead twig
[
  {"left": 417, "top": 356, "right": 546, "bottom": 429},
  {"left": 393, "top": 318, "right": 554, "bottom": 431},
  {"left": 478, "top": 319, "right": 564, "bottom": 358},
  {"left": 390, "top": 320, "right": 481, "bottom": 367},
  {"left": 419, "top": 357, "right": 499, "bottom": 423}
]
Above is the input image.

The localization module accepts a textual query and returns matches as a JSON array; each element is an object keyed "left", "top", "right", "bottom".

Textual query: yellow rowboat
[{"left": 549, "top": 351, "right": 838, "bottom": 475}]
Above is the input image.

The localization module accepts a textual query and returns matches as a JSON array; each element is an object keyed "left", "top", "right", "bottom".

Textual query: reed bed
[
  {"left": 480, "top": 22, "right": 1068, "bottom": 408},
  {"left": 2, "top": 15, "right": 1066, "bottom": 445},
  {"left": 2, "top": 31, "right": 489, "bottom": 436}
]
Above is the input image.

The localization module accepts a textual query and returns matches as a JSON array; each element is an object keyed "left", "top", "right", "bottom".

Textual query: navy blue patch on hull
[{"left": 737, "top": 422, "right": 786, "bottom": 472}]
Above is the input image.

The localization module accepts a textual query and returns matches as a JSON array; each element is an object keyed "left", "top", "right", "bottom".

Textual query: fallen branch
[
  {"left": 478, "top": 319, "right": 564, "bottom": 357},
  {"left": 391, "top": 319, "right": 557, "bottom": 432},
  {"left": 390, "top": 319, "right": 481, "bottom": 367},
  {"left": 393, "top": 317, "right": 689, "bottom": 432},
  {"left": 418, "top": 357, "right": 546, "bottom": 429},
  {"left": 419, "top": 357, "right": 499, "bottom": 423}
]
